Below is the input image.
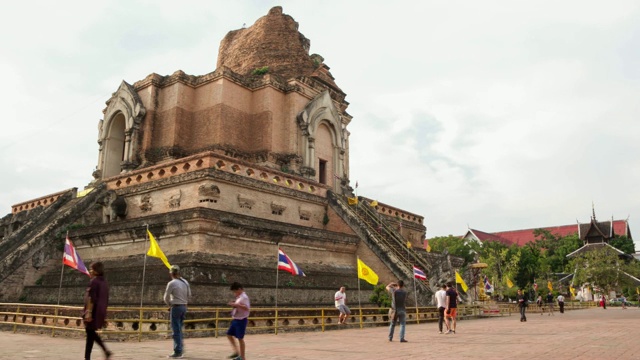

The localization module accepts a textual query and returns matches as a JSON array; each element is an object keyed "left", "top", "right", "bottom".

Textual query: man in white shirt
[
  {"left": 557, "top": 294, "right": 565, "bottom": 314},
  {"left": 334, "top": 286, "right": 351, "bottom": 324},
  {"left": 435, "top": 284, "right": 448, "bottom": 334}
]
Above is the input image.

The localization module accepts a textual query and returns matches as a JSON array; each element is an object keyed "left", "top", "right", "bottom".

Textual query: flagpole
[
  {"left": 356, "top": 256, "right": 363, "bottom": 329},
  {"left": 140, "top": 225, "right": 149, "bottom": 308},
  {"left": 56, "top": 231, "right": 69, "bottom": 307},
  {"left": 275, "top": 244, "right": 279, "bottom": 335},
  {"left": 355, "top": 182, "right": 358, "bottom": 216},
  {"left": 413, "top": 266, "right": 419, "bottom": 324}
]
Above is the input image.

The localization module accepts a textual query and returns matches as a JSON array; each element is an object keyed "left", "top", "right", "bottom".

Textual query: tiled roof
[
  {"left": 467, "top": 220, "right": 630, "bottom": 246},
  {"left": 468, "top": 229, "right": 514, "bottom": 245}
]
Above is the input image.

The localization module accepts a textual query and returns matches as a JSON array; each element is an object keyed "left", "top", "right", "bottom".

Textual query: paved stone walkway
[{"left": 0, "top": 307, "right": 638, "bottom": 359}]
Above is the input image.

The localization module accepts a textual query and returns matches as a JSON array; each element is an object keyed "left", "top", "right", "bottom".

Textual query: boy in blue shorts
[{"left": 227, "top": 282, "right": 250, "bottom": 360}]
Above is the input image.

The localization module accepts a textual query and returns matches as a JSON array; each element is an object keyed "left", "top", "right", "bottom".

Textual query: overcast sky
[{"left": 1, "top": 1, "right": 639, "bottom": 249}]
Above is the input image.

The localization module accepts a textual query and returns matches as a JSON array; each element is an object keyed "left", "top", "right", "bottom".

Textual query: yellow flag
[
  {"left": 347, "top": 197, "right": 358, "bottom": 205},
  {"left": 547, "top": 281, "right": 553, "bottom": 292},
  {"left": 147, "top": 230, "right": 171, "bottom": 269},
  {"left": 636, "top": 287, "right": 639, "bottom": 295},
  {"left": 570, "top": 286, "right": 576, "bottom": 297},
  {"left": 455, "top": 271, "right": 469, "bottom": 292},
  {"left": 506, "top": 277, "right": 514, "bottom": 289},
  {"left": 370, "top": 200, "right": 378, "bottom": 207},
  {"left": 426, "top": 243, "right": 431, "bottom": 252},
  {"left": 357, "top": 258, "right": 379, "bottom": 285},
  {"left": 406, "top": 241, "right": 412, "bottom": 248}
]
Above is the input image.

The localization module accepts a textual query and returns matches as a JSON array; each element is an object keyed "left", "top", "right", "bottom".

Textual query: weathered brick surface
[{"left": 217, "top": 6, "right": 316, "bottom": 80}]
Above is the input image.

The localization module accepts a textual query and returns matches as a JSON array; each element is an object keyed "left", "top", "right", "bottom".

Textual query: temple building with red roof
[{"left": 463, "top": 217, "right": 632, "bottom": 247}]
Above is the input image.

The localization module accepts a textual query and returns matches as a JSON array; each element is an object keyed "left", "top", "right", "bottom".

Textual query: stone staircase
[
  {"left": 0, "top": 183, "right": 108, "bottom": 285},
  {"left": 327, "top": 191, "right": 432, "bottom": 304}
]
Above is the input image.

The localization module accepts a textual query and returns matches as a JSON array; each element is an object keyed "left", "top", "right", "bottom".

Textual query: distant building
[{"left": 463, "top": 218, "right": 632, "bottom": 247}]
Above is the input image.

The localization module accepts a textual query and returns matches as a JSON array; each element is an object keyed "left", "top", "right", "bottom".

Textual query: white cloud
[{"left": 1, "top": 0, "right": 639, "bottom": 250}]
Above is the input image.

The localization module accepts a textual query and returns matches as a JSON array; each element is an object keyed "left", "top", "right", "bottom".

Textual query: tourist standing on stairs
[
  {"left": 387, "top": 280, "right": 408, "bottom": 342},
  {"left": 435, "top": 284, "right": 449, "bottom": 333},
  {"left": 164, "top": 265, "right": 191, "bottom": 358},
  {"left": 334, "top": 286, "right": 351, "bottom": 324},
  {"left": 516, "top": 289, "right": 527, "bottom": 322},
  {"left": 444, "top": 282, "right": 458, "bottom": 334},
  {"left": 83, "top": 262, "right": 112, "bottom": 360}
]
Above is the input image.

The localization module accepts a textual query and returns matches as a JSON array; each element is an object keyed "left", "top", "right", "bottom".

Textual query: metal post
[
  {"left": 138, "top": 308, "right": 143, "bottom": 342},
  {"left": 56, "top": 231, "right": 68, "bottom": 307},
  {"left": 51, "top": 307, "right": 58, "bottom": 337},
  {"left": 215, "top": 308, "right": 219, "bottom": 338},
  {"left": 275, "top": 245, "right": 279, "bottom": 335},
  {"left": 13, "top": 305, "right": 20, "bottom": 333}
]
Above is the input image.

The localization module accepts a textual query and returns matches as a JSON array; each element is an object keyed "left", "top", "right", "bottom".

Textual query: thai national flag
[
  {"left": 413, "top": 266, "right": 427, "bottom": 280},
  {"left": 483, "top": 275, "right": 493, "bottom": 291},
  {"left": 63, "top": 236, "right": 90, "bottom": 276},
  {"left": 278, "top": 248, "right": 305, "bottom": 276}
]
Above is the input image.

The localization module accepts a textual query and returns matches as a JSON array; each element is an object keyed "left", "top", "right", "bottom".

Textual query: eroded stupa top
[{"left": 217, "top": 6, "right": 340, "bottom": 91}]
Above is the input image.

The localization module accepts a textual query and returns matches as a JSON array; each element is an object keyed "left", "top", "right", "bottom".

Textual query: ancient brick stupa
[{"left": 0, "top": 7, "right": 450, "bottom": 307}]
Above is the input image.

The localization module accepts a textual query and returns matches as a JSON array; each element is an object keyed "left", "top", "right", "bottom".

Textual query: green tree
[
  {"left": 369, "top": 284, "right": 392, "bottom": 308},
  {"left": 429, "top": 235, "right": 478, "bottom": 267},
  {"left": 570, "top": 246, "right": 638, "bottom": 294},
  {"left": 478, "top": 241, "right": 521, "bottom": 298},
  {"left": 532, "top": 229, "right": 581, "bottom": 274},
  {"left": 609, "top": 236, "right": 635, "bottom": 254},
  {"left": 515, "top": 243, "right": 542, "bottom": 289}
]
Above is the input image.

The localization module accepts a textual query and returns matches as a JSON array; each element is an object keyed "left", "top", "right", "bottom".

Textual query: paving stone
[{"left": 0, "top": 307, "right": 638, "bottom": 359}]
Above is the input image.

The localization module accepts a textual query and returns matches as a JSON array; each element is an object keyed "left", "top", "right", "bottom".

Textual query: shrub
[{"left": 252, "top": 66, "right": 269, "bottom": 75}]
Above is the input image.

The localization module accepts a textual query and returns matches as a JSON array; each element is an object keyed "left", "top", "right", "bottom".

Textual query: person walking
[
  {"left": 435, "top": 284, "right": 449, "bottom": 334},
  {"left": 164, "top": 265, "right": 191, "bottom": 358},
  {"left": 516, "top": 289, "right": 527, "bottom": 322},
  {"left": 227, "top": 282, "right": 250, "bottom": 360},
  {"left": 83, "top": 262, "right": 112, "bottom": 360},
  {"left": 546, "top": 292, "right": 554, "bottom": 316},
  {"left": 386, "top": 280, "right": 408, "bottom": 342},
  {"left": 537, "top": 295, "right": 544, "bottom": 315},
  {"left": 600, "top": 295, "right": 607, "bottom": 309},
  {"left": 557, "top": 294, "right": 565, "bottom": 314},
  {"left": 621, "top": 295, "right": 627, "bottom": 309},
  {"left": 444, "top": 281, "right": 458, "bottom": 334},
  {"left": 334, "top": 286, "right": 351, "bottom": 324}
]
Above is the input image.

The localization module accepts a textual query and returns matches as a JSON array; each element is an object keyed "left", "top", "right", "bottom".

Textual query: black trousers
[
  {"left": 519, "top": 305, "right": 527, "bottom": 320},
  {"left": 438, "top": 306, "right": 445, "bottom": 331},
  {"left": 85, "top": 327, "right": 108, "bottom": 360},
  {"left": 559, "top": 301, "right": 564, "bottom": 313}
]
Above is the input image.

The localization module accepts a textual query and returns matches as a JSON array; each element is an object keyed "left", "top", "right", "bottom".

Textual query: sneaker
[
  {"left": 445, "top": 330, "right": 452, "bottom": 335},
  {"left": 228, "top": 354, "right": 239, "bottom": 359},
  {"left": 439, "top": 331, "right": 443, "bottom": 334},
  {"left": 106, "top": 351, "right": 113, "bottom": 359},
  {"left": 400, "top": 339, "right": 408, "bottom": 343},
  {"left": 234, "top": 357, "right": 243, "bottom": 360},
  {"left": 167, "top": 353, "right": 183, "bottom": 359}
]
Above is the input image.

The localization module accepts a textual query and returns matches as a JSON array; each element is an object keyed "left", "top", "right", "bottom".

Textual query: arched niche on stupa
[
  {"left": 96, "top": 81, "right": 146, "bottom": 179},
  {"left": 297, "top": 91, "right": 347, "bottom": 192}
]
